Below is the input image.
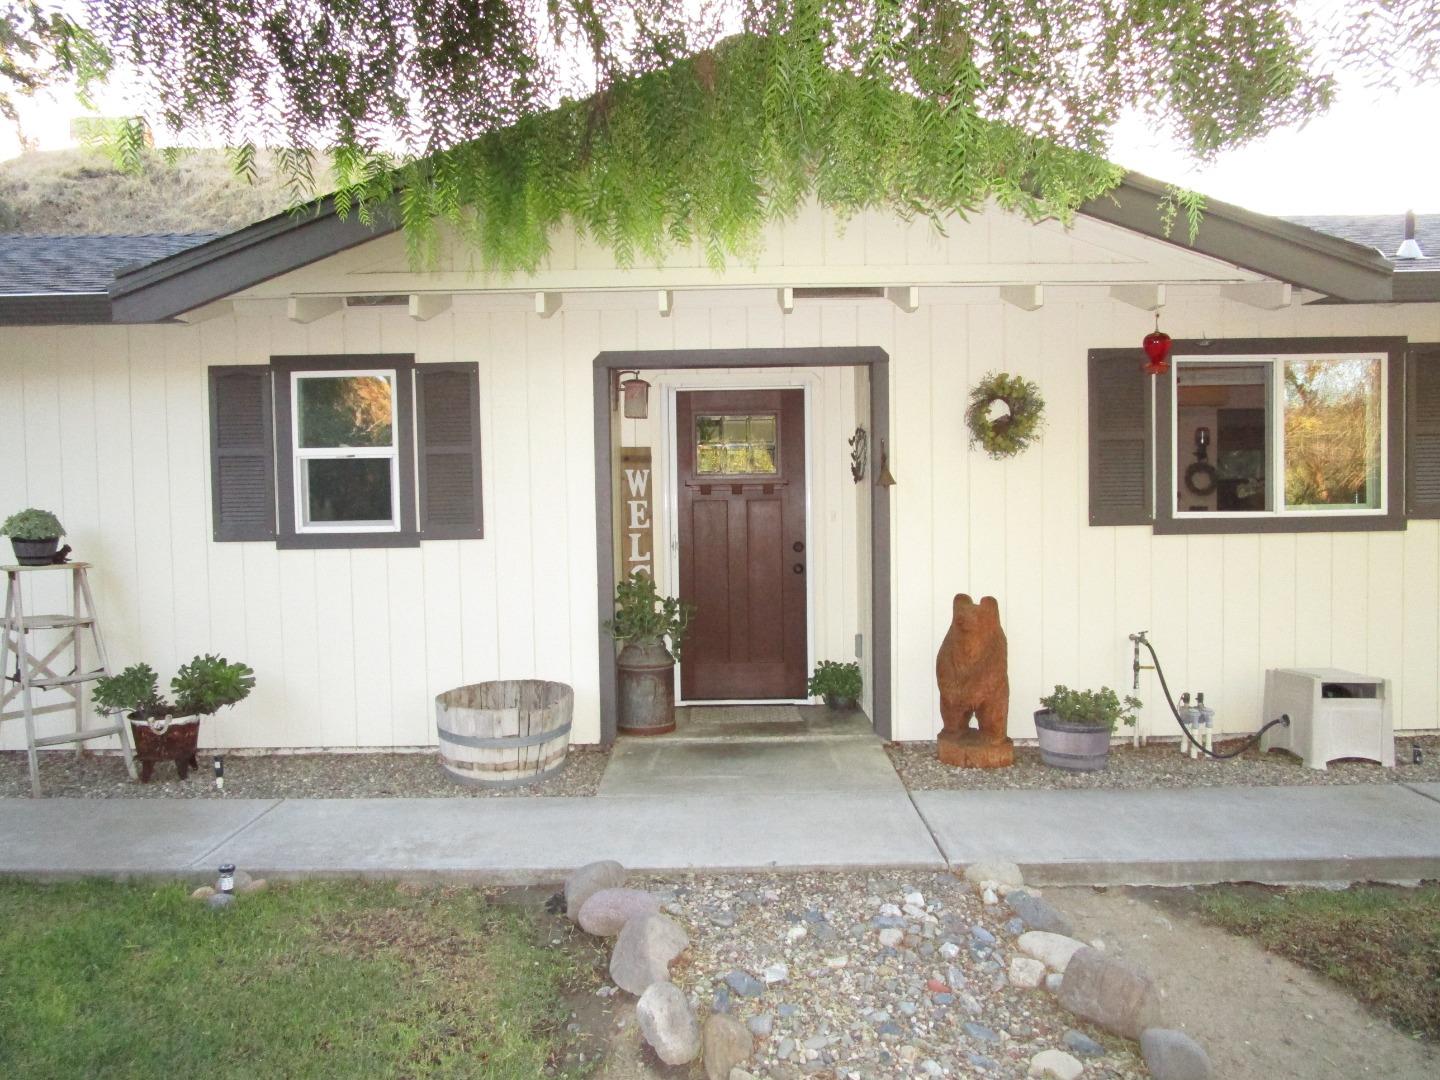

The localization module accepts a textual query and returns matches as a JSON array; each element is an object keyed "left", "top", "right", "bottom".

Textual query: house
[{"left": 2, "top": 179, "right": 1438, "bottom": 753}]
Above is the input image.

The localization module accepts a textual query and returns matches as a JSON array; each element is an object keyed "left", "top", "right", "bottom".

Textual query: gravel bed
[
  {"left": 0, "top": 747, "right": 609, "bottom": 799},
  {"left": 890, "top": 735, "right": 1440, "bottom": 791},
  {"left": 624, "top": 869, "right": 1144, "bottom": 1079}
]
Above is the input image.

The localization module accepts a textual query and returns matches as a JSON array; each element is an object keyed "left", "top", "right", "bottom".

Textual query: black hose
[{"left": 1135, "top": 636, "right": 1290, "bottom": 760}]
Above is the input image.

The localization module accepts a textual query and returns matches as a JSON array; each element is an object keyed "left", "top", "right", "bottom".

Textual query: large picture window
[{"left": 1171, "top": 353, "right": 1386, "bottom": 519}]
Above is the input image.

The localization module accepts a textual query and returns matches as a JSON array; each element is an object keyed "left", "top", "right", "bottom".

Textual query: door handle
[{"left": 792, "top": 563, "right": 804, "bottom": 574}]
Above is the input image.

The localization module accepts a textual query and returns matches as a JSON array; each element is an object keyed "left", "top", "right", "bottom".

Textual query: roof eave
[
  {"left": 0, "top": 293, "right": 112, "bottom": 325},
  {"left": 1079, "top": 173, "right": 1397, "bottom": 303},
  {"left": 108, "top": 200, "right": 400, "bottom": 323}
]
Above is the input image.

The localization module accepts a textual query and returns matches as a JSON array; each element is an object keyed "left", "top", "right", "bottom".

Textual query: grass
[
  {"left": 1196, "top": 883, "right": 1440, "bottom": 1040},
  {"left": 0, "top": 879, "right": 591, "bottom": 1079}
]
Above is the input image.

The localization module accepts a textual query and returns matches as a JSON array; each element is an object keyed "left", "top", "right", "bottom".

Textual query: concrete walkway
[{"left": 4, "top": 781, "right": 1440, "bottom": 886}]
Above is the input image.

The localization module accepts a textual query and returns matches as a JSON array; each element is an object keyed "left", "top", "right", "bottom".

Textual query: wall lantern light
[{"left": 617, "top": 370, "right": 651, "bottom": 419}]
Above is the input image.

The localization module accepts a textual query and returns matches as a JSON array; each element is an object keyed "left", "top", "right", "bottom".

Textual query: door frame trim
[
  {"left": 666, "top": 382, "right": 815, "bottom": 705},
  {"left": 594, "top": 346, "right": 892, "bottom": 744}
]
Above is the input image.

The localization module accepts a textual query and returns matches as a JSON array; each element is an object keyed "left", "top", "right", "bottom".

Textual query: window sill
[
  {"left": 276, "top": 531, "right": 422, "bottom": 550},
  {"left": 1152, "top": 512, "right": 1406, "bottom": 535}
]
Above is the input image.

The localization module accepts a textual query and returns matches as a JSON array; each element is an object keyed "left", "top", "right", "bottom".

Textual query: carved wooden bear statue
[{"left": 935, "top": 593, "right": 1013, "bottom": 768}]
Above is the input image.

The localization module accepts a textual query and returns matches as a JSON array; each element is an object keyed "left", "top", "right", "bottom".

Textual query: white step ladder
[{"left": 1, "top": 562, "right": 136, "bottom": 796}]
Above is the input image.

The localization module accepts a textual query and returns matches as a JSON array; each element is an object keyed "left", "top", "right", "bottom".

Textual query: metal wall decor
[
  {"left": 848, "top": 426, "right": 869, "bottom": 482},
  {"left": 875, "top": 438, "right": 897, "bottom": 487}
]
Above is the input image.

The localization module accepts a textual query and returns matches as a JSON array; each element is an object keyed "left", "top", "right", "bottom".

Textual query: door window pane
[
  {"left": 303, "top": 458, "right": 394, "bottom": 524},
  {"left": 696, "top": 414, "right": 780, "bottom": 476},
  {"left": 298, "top": 375, "right": 395, "bottom": 448},
  {"left": 1175, "top": 364, "right": 1270, "bottom": 512},
  {"left": 1283, "top": 357, "right": 1382, "bottom": 509}
]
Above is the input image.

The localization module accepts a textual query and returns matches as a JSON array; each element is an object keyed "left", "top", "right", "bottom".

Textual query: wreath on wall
[{"left": 965, "top": 372, "right": 1046, "bottom": 459}]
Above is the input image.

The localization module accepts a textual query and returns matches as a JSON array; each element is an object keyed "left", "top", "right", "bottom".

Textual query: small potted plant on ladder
[
  {"left": 1, "top": 508, "right": 66, "bottom": 565},
  {"left": 93, "top": 654, "right": 255, "bottom": 782},
  {"left": 1034, "top": 684, "right": 1141, "bottom": 772}
]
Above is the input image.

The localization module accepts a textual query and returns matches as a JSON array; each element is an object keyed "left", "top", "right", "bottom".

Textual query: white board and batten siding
[{"left": 2, "top": 201, "right": 1439, "bottom": 752}]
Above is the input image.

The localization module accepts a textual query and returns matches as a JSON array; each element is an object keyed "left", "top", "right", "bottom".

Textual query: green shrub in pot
[
  {"left": 1034, "top": 684, "right": 1141, "bottom": 772},
  {"left": 1038, "top": 685, "right": 1142, "bottom": 731},
  {"left": 1, "top": 508, "right": 65, "bottom": 565},
  {"left": 602, "top": 572, "right": 694, "bottom": 661},
  {"left": 808, "top": 660, "right": 863, "bottom": 708}
]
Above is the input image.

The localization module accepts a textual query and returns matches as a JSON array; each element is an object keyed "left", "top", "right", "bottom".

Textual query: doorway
[
  {"left": 593, "top": 345, "right": 892, "bottom": 744},
  {"left": 675, "top": 389, "right": 808, "bottom": 700}
]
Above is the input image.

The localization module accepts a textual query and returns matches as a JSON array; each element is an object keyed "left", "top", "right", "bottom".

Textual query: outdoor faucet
[{"left": 1129, "top": 630, "right": 1154, "bottom": 690}]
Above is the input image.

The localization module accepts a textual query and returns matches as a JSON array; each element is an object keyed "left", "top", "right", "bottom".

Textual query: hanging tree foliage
[{"left": 63, "top": 1, "right": 1422, "bottom": 271}]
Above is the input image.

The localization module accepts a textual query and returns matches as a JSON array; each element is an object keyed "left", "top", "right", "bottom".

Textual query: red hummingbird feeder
[{"left": 1142, "top": 312, "right": 1172, "bottom": 375}]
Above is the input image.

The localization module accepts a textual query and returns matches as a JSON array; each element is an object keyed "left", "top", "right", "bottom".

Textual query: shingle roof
[
  {"left": 0, "top": 232, "right": 219, "bottom": 295},
  {"left": 1283, "top": 214, "right": 1440, "bottom": 272}
]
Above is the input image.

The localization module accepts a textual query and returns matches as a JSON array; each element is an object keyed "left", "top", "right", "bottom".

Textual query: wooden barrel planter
[{"left": 436, "top": 679, "right": 573, "bottom": 788}]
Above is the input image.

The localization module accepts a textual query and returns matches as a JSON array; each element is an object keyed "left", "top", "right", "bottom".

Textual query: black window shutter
[
  {"left": 416, "top": 363, "right": 484, "bottom": 539},
  {"left": 1408, "top": 345, "right": 1440, "bottom": 518},
  {"left": 208, "top": 365, "right": 276, "bottom": 541},
  {"left": 1088, "top": 350, "right": 1153, "bottom": 526}
]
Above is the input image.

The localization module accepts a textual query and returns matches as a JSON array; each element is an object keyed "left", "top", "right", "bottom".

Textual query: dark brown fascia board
[
  {"left": 108, "top": 198, "right": 400, "bottom": 323},
  {"left": 0, "top": 293, "right": 112, "bottom": 325},
  {"left": 1080, "top": 172, "right": 1396, "bottom": 303}
]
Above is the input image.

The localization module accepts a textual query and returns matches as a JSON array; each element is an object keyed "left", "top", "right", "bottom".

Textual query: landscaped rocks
[
  {"left": 963, "top": 859, "right": 1024, "bottom": 888},
  {"left": 1061, "top": 1029, "right": 1105, "bottom": 1057},
  {"left": 636, "top": 981, "right": 701, "bottom": 1065},
  {"left": 724, "top": 969, "right": 764, "bottom": 998},
  {"left": 1140, "top": 1028, "right": 1212, "bottom": 1080},
  {"left": 1008, "top": 956, "right": 1047, "bottom": 988},
  {"left": 577, "top": 887, "right": 660, "bottom": 936},
  {"left": 1007, "top": 890, "right": 1076, "bottom": 936},
  {"left": 565, "top": 859, "right": 626, "bottom": 920},
  {"left": 191, "top": 885, "right": 216, "bottom": 900},
  {"left": 610, "top": 913, "right": 690, "bottom": 995},
  {"left": 702, "top": 1012, "right": 754, "bottom": 1080},
  {"left": 205, "top": 892, "right": 235, "bottom": 912},
  {"left": 1057, "top": 947, "right": 1161, "bottom": 1040},
  {"left": 1018, "top": 930, "right": 1088, "bottom": 973},
  {"left": 1027, "top": 1048, "right": 1084, "bottom": 1079},
  {"left": 877, "top": 927, "right": 904, "bottom": 947}
]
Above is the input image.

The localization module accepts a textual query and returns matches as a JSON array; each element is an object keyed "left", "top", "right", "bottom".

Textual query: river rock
[
  {"left": 963, "top": 859, "right": 1024, "bottom": 888},
  {"left": 702, "top": 1012, "right": 754, "bottom": 1080},
  {"left": 1057, "top": 948, "right": 1161, "bottom": 1040},
  {"left": 190, "top": 885, "right": 216, "bottom": 901},
  {"left": 724, "top": 969, "right": 765, "bottom": 998},
  {"left": 878, "top": 927, "right": 904, "bottom": 947},
  {"left": 578, "top": 888, "right": 660, "bottom": 936},
  {"left": 205, "top": 892, "right": 235, "bottom": 912},
  {"left": 610, "top": 913, "right": 689, "bottom": 995},
  {"left": 1009, "top": 956, "right": 1047, "bottom": 988},
  {"left": 1007, "top": 890, "right": 1075, "bottom": 936},
  {"left": 1061, "top": 1029, "right": 1105, "bottom": 1057},
  {"left": 1028, "top": 1049, "right": 1084, "bottom": 1079},
  {"left": 1140, "top": 1028, "right": 1212, "bottom": 1080},
  {"left": 1018, "top": 931, "right": 1088, "bottom": 973},
  {"left": 565, "top": 860, "right": 626, "bottom": 920},
  {"left": 636, "top": 981, "right": 700, "bottom": 1065}
]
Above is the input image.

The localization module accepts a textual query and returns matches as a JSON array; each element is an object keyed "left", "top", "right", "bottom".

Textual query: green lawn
[
  {"left": 0, "top": 879, "right": 590, "bottom": 1079},
  {"left": 1197, "top": 883, "right": 1440, "bottom": 1040}
]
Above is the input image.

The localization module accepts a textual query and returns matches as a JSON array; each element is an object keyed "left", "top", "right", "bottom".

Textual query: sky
[{"left": 3, "top": 45, "right": 1437, "bottom": 219}]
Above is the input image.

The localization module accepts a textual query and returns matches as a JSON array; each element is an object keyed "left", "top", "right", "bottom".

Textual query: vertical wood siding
[{"left": 3, "top": 206, "right": 1439, "bottom": 750}]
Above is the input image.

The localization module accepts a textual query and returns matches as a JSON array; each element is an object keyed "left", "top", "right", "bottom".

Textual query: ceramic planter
[
  {"left": 129, "top": 715, "right": 202, "bottom": 782},
  {"left": 1034, "top": 708, "right": 1113, "bottom": 772}
]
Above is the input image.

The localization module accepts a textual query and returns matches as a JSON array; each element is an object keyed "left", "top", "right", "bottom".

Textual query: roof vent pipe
[{"left": 1396, "top": 210, "right": 1424, "bottom": 259}]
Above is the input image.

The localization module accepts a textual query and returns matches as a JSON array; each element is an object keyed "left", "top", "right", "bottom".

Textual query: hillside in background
[{"left": 0, "top": 148, "right": 325, "bottom": 235}]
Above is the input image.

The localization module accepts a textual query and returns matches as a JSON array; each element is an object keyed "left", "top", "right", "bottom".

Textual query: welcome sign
[{"left": 620, "top": 447, "right": 654, "bottom": 577}]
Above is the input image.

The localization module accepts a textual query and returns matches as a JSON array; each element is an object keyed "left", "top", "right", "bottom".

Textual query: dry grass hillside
[{"left": 0, "top": 148, "right": 325, "bottom": 235}]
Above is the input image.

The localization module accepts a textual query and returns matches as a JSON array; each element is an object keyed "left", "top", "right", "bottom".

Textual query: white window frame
[
  {"left": 1169, "top": 352, "right": 1389, "bottom": 521},
  {"left": 290, "top": 368, "right": 402, "bottom": 534}
]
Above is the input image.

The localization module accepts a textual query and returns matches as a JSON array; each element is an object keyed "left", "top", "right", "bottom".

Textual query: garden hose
[{"left": 1130, "top": 633, "right": 1290, "bottom": 760}]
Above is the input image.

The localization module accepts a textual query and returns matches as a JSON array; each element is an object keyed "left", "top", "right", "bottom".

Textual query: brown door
[{"left": 677, "top": 389, "right": 807, "bottom": 700}]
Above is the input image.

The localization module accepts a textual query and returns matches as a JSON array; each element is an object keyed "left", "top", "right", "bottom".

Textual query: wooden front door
[{"left": 677, "top": 389, "right": 807, "bottom": 700}]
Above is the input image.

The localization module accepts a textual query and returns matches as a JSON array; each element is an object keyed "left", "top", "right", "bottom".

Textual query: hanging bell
[{"left": 1142, "top": 313, "right": 1172, "bottom": 375}]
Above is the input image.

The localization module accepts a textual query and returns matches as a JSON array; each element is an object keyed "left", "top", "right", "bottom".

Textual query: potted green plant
[
  {"left": 93, "top": 654, "right": 255, "bottom": 782},
  {"left": 1, "top": 508, "right": 65, "bottom": 565},
  {"left": 1034, "top": 685, "right": 1141, "bottom": 772},
  {"left": 603, "top": 573, "right": 694, "bottom": 735},
  {"left": 808, "top": 660, "right": 862, "bottom": 710}
]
